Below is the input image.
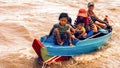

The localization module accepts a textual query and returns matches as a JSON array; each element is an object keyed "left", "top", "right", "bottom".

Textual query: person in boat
[
  {"left": 67, "top": 17, "right": 75, "bottom": 28},
  {"left": 87, "top": 2, "right": 112, "bottom": 32},
  {"left": 67, "top": 17, "right": 77, "bottom": 40},
  {"left": 74, "top": 22, "right": 87, "bottom": 40},
  {"left": 87, "top": 2, "right": 109, "bottom": 30},
  {"left": 74, "top": 8, "right": 96, "bottom": 39},
  {"left": 48, "top": 13, "right": 73, "bottom": 46}
]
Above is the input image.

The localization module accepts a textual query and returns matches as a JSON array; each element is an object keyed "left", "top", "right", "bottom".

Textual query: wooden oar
[{"left": 85, "top": 32, "right": 101, "bottom": 40}]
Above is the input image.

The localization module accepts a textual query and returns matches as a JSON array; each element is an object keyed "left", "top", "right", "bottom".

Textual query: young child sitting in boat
[
  {"left": 48, "top": 13, "right": 73, "bottom": 46},
  {"left": 74, "top": 22, "right": 87, "bottom": 40},
  {"left": 67, "top": 17, "right": 77, "bottom": 40}
]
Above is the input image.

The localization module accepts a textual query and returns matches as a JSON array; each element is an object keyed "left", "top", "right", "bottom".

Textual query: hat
[
  {"left": 77, "top": 8, "right": 87, "bottom": 17},
  {"left": 88, "top": 2, "right": 94, "bottom": 7}
]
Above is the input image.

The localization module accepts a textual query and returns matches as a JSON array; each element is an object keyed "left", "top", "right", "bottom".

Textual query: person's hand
[{"left": 82, "top": 33, "right": 87, "bottom": 37}]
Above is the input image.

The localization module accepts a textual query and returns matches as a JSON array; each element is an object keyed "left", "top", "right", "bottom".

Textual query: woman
[{"left": 74, "top": 8, "right": 94, "bottom": 39}]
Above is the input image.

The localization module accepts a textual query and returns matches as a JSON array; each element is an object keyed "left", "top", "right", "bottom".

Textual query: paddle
[{"left": 85, "top": 32, "right": 100, "bottom": 40}]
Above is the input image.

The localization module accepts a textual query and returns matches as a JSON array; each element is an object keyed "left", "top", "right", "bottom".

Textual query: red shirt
[{"left": 76, "top": 16, "right": 89, "bottom": 24}]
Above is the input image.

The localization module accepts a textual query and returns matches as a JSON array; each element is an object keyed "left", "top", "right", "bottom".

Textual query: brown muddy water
[{"left": 0, "top": 0, "right": 120, "bottom": 68}]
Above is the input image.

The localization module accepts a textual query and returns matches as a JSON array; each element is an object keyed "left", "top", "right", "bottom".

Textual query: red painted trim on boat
[{"left": 32, "top": 39, "right": 44, "bottom": 60}]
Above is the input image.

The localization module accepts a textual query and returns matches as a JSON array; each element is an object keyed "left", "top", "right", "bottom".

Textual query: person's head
[
  {"left": 59, "top": 13, "right": 68, "bottom": 26},
  {"left": 88, "top": 2, "right": 94, "bottom": 11},
  {"left": 76, "top": 9, "right": 88, "bottom": 24},
  {"left": 76, "top": 23, "right": 84, "bottom": 29},
  {"left": 67, "top": 17, "right": 72, "bottom": 25}
]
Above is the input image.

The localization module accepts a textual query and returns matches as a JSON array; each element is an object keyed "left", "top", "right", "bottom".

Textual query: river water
[{"left": 0, "top": 0, "right": 120, "bottom": 68}]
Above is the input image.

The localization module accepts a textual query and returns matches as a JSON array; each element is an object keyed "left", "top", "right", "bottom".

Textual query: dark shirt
[
  {"left": 48, "top": 23, "right": 70, "bottom": 37},
  {"left": 75, "top": 16, "right": 89, "bottom": 24},
  {"left": 87, "top": 10, "right": 105, "bottom": 23}
]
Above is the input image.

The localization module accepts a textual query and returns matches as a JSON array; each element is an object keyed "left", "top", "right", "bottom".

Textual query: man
[{"left": 87, "top": 2, "right": 107, "bottom": 29}]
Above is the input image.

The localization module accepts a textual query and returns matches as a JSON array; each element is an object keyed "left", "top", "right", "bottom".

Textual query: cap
[{"left": 88, "top": 2, "right": 94, "bottom": 7}]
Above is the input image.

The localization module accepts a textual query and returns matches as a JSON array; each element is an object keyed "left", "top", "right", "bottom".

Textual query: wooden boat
[{"left": 32, "top": 30, "right": 111, "bottom": 65}]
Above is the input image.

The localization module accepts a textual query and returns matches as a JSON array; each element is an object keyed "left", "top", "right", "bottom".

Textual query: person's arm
[
  {"left": 89, "top": 10, "right": 105, "bottom": 24},
  {"left": 81, "top": 27, "right": 87, "bottom": 37},
  {"left": 94, "top": 15, "right": 105, "bottom": 24}
]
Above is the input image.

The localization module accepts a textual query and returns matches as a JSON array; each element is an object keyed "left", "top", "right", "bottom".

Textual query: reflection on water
[{"left": 0, "top": 0, "right": 120, "bottom": 68}]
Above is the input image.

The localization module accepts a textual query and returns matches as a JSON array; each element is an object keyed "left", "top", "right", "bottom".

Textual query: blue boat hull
[{"left": 40, "top": 32, "right": 111, "bottom": 56}]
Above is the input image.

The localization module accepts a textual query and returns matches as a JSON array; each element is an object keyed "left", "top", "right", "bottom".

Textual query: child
[
  {"left": 67, "top": 17, "right": 75, "bottom": 28},
  {"left": 48, "top": 13, "right": 73, "bottom": 46},
  {"left": 67, "top": 17, "right": 77, "bottom": 40},
  {"left": 75, "top": 23, "right": 87, "bottom": 40}
]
